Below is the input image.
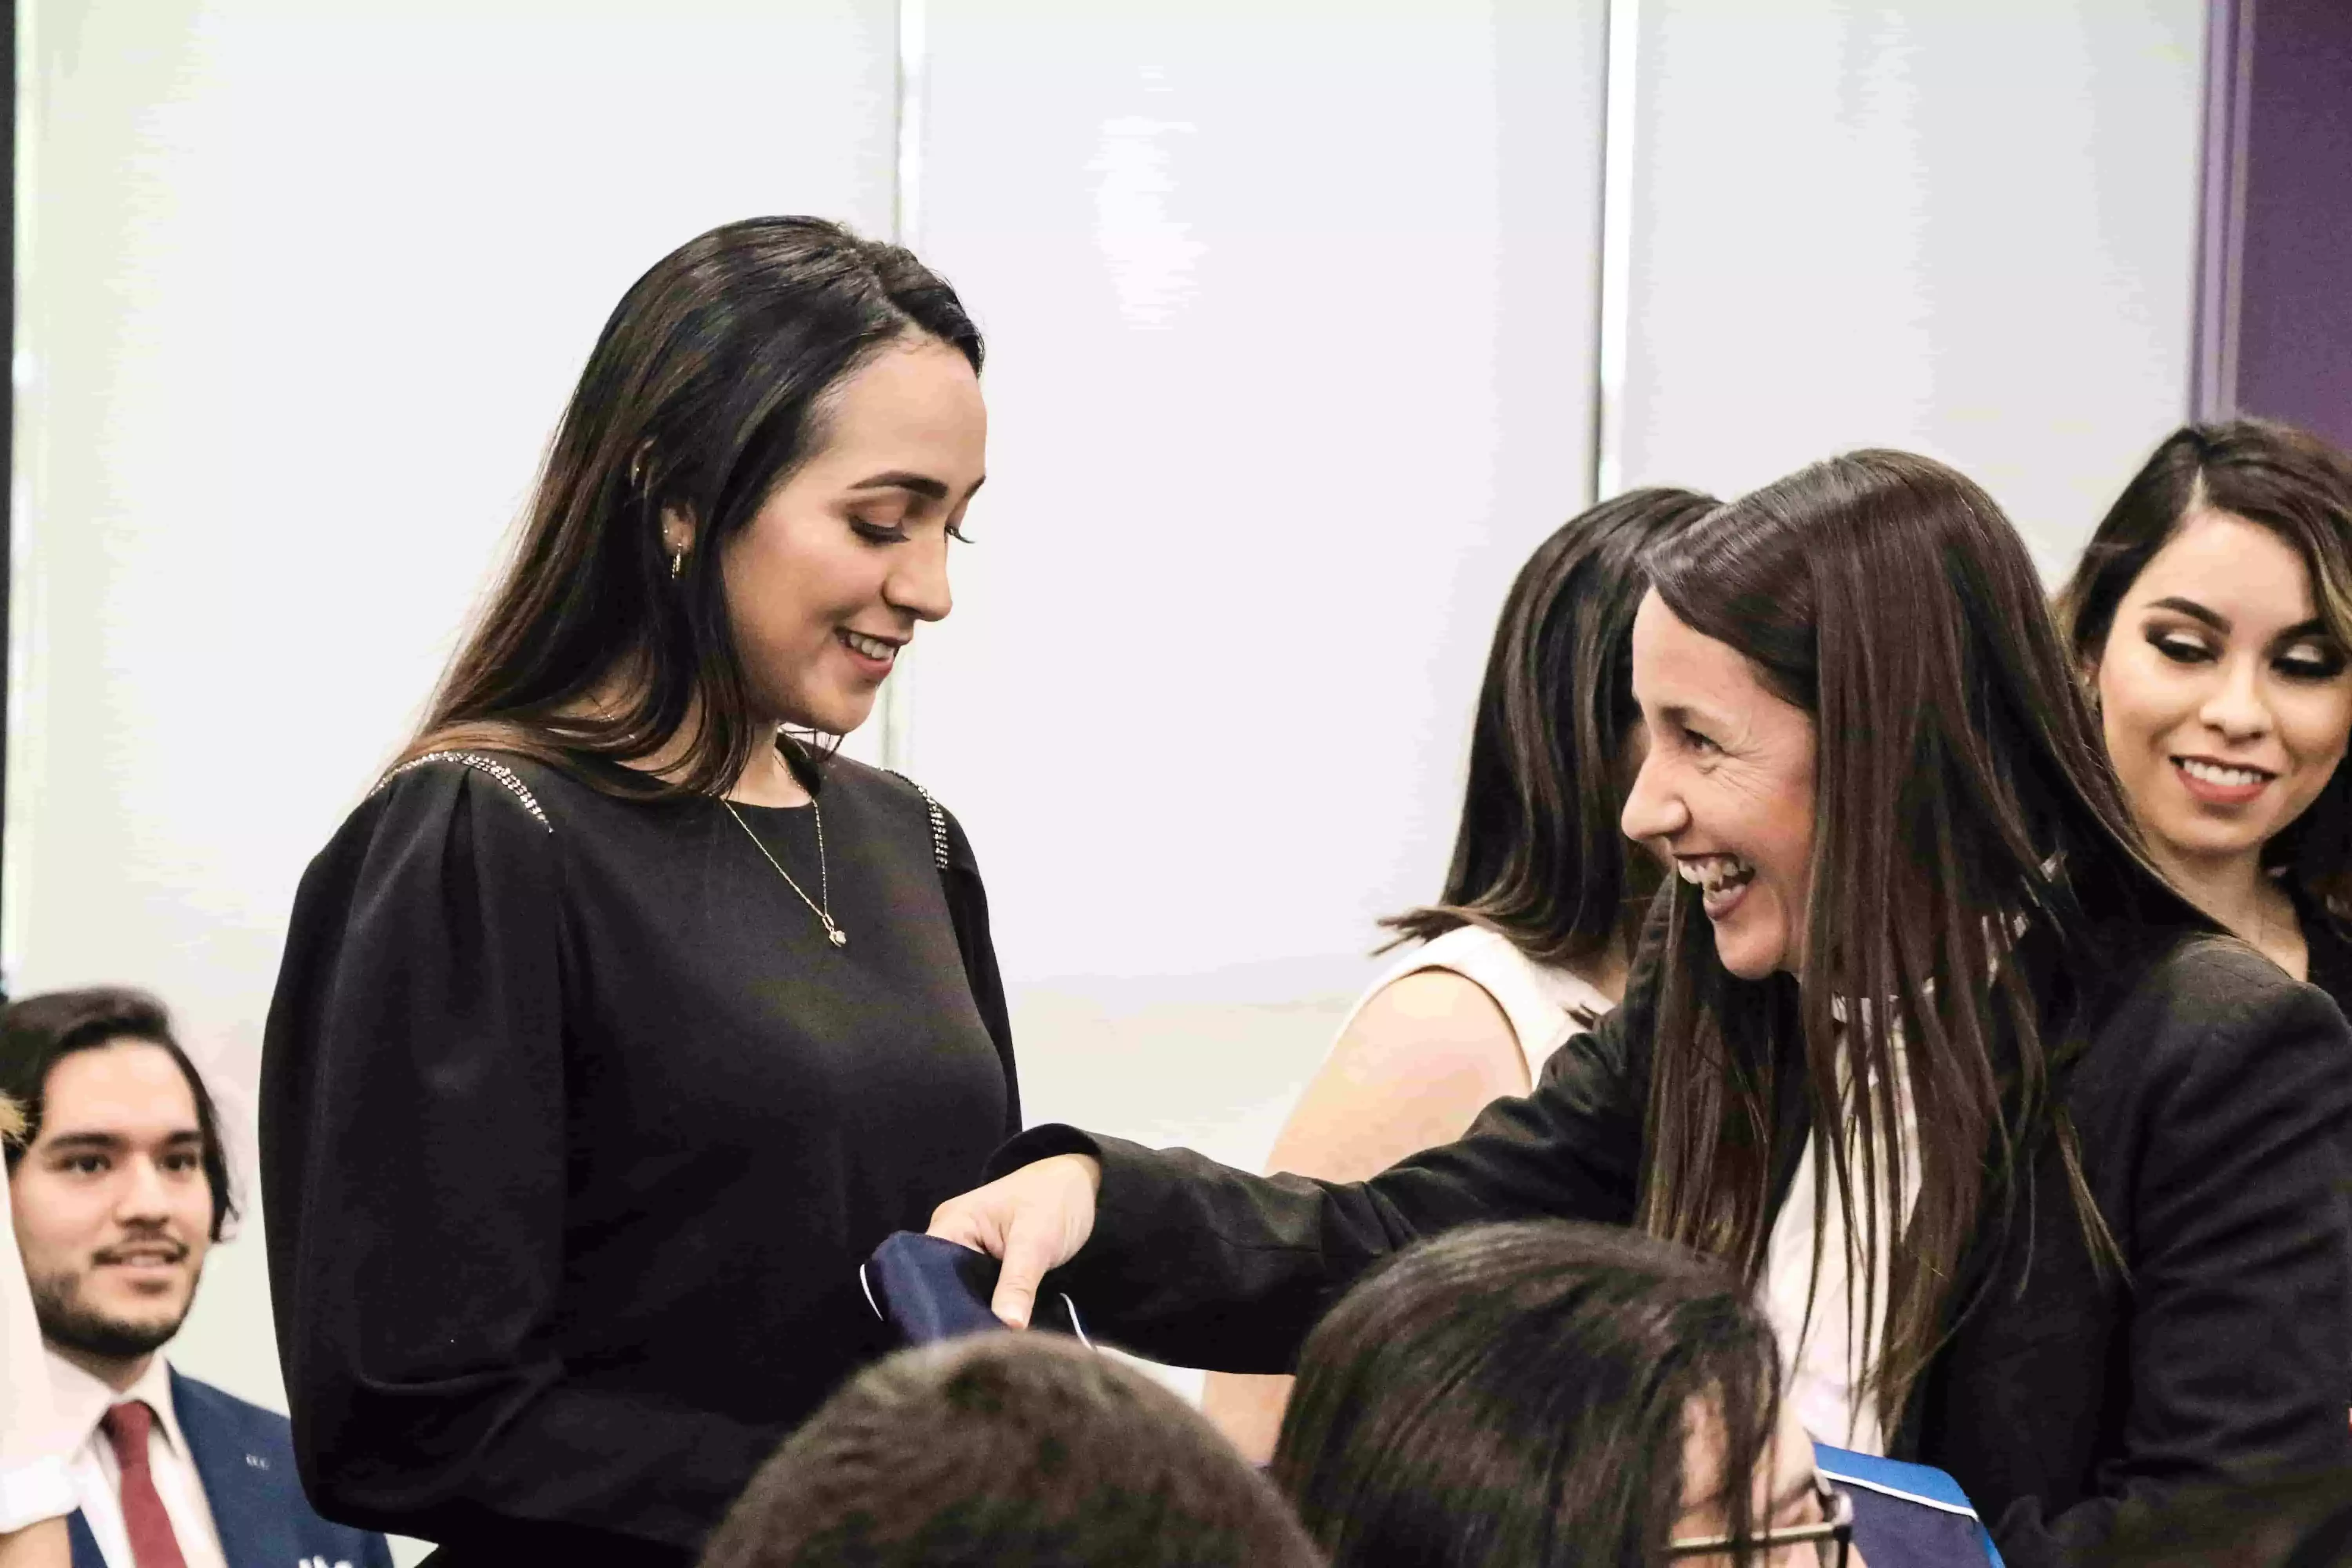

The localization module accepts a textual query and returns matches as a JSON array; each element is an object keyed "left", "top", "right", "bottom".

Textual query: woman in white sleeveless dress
[{"left": 1203, "top": 487, "right": 1719, "bottom": 1460}]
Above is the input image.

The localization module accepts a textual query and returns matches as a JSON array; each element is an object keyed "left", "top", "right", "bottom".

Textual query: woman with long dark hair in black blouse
[{"left": 261, "top": 218, "right": 1010, "bottom": 1568}]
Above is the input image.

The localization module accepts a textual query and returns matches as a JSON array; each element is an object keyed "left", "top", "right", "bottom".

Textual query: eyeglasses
[{"left": 1665, "top": 1476, "right": 1854, "bottom": 1566}]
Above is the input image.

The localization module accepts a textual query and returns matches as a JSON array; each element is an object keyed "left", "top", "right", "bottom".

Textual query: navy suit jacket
[{"left": 67, "top": 1370, "right": 393, "bottom": 1568}]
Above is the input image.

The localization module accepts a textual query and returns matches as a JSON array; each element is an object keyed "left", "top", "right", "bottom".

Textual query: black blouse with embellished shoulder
[{"left": 260, "top": 751, "right": 1016, "bottom": 1568}]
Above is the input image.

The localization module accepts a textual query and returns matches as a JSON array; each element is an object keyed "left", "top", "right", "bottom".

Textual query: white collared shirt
[
  {"left": 0, "top": 1183, "right": 76, "bottom": 1533},
  {"left": 46, "top": 1349, "right": 230, "bottom": 1568}
]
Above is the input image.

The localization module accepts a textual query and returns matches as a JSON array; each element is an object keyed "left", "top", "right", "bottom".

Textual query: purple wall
[{"left": 2198, "top": 0, "right": 2352, "bottom": 450}]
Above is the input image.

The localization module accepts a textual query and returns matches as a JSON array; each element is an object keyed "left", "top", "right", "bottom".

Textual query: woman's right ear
[
  {"left": 660, "top": 505, "right": 699, "bottom": 584},
  {"left": 660, "top": 506, "right": 697, "bottom": 557}
]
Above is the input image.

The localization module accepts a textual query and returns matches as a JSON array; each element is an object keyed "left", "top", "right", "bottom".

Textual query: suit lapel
[
  {"left": 169, "top": 1368, "right": 269, "bottom": 1568},
  {"left": 66, "top": 1509, "right": 102, "bottom": 1568}
]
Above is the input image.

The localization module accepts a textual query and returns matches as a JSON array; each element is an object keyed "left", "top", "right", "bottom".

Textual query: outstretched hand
[{"left": 927, "top": 1153, "right": 1103, "bottom": 1329}]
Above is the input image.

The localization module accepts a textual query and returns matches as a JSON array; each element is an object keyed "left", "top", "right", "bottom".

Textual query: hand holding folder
[{"left": 861, "top": 1231, "right": 1091, "bottom": 1348}]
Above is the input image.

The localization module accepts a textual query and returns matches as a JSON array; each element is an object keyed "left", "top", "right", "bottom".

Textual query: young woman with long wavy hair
[{"left": 2058, "top": 418, "right": 2352, "bottom": 1012}]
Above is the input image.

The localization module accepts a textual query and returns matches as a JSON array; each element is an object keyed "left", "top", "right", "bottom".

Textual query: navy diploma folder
[{"left": 861, "top": 1230, "right": 1091, "bottom": 1347}]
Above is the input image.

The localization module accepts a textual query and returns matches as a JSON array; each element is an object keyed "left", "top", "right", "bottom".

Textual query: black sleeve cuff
[{"left": 983, "top": 1123, "right": 1106, "bottom": 1182}]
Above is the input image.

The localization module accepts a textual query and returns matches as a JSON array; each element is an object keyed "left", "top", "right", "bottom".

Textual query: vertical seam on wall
[
  {"left": 2217, "top": 0, "right": 2255, "bottom": 420},
  {"left": 2, "top": 0, "right": 34, "bottom": 995},
  {"left": 893, "top": 0, "right": 925, "bottom": 249},
  {"left": 2192, "top": 0, "right": 2255, "bottom": 422},
  {"left": 1590, "top": 0, "right": 1639, "bottom": 505},
  {"left": 881, "top": 0, "right": 927, "bottom": 773}
]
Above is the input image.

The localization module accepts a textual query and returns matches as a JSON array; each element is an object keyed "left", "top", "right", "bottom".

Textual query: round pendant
[{"left": 827, "top": 925, "right": 849, "bottom": 949}]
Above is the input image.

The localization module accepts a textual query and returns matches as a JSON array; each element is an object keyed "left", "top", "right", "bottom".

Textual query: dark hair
[
  {"left": 2056, "top": 418, "right": 2352, "bottom": 918},
  {"left": 0, "top": 987, "right": 236, "bottom": 1239},
  {"left": 1639, "top": 450, "right": 2202, "bottom": 1434},
  {"left": 700, "top": 1334, "right": 1324, "bottom": 1568},
  {"left": 1387, "top": 488, "right": 1720, "bottom": 967},
  {"left": 1270, "top": 1221, "right": 1783, "bottom": 1568},
  {"left": 396, "top": 216, "right": 984, "bottom": 797}
]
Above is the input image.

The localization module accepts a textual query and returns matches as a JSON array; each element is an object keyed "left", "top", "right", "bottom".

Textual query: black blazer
[{"left": 995, "top": 924, "right": 2352, "bottom": 1568}]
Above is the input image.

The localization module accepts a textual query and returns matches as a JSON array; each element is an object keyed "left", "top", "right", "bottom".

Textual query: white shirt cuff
[{"left": 0, "top": 1455, "right": 76, "bottom": 1534}]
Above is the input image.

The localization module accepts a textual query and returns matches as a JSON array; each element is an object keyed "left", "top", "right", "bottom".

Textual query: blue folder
[
  {"left": 860, "top": 1230, "right": 1091, "bottom": 1347},
  {"left": 1815, "top": 1443, "right": 2005, "bottom": 1568}
]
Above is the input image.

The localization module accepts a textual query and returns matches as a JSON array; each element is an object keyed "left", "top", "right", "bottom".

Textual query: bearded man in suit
[{"left": 3, "top": 989, "right": 390, "bottom": 1568}]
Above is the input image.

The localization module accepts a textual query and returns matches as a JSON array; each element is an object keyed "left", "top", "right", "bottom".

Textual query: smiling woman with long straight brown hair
[
  {"left": 928, "top": 450, "right": 2352, "bottom": 1566},
  {"left": 261, "top": 218, "right": 1014, "bottom": 1568}
]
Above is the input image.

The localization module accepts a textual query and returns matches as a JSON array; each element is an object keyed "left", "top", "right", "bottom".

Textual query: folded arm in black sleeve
[{"left": 954, "top": 932, "right": 2352, "bottom": 1568}]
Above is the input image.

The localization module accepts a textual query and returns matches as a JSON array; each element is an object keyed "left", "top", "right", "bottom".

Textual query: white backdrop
[
  {"left": 1614, "top": 0, "right": 2208, "bottom": 577},
  {"left": 11, "top": 0, "right": 2206, "bottom": 1522},
  {"left": 907, "top": 0, "right": 1610, "bottom": 1163}
]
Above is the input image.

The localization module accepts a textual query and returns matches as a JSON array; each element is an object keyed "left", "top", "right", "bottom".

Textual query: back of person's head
[
  {"left": 1271, "top": 1221, "right": 1790, "bottom": 1568},
  {"left": 2057, "top": 418, "right": 2352, "bottom": 916},
  {"left": 700, "top": 1334, "right": 1324, "bottom": 1568},
  {"left": 1388, "top": 486, "right": 1720, "bottom": 968},
  {"left": 0, "top": 986, "right": 234, "bottom": 1238}
]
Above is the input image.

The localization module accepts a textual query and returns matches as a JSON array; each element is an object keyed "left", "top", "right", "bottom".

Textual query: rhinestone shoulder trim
[
  {"left": 378, "top": 751, "right": 553, "bottom": 834},
  {"left": 887, "top": 770, "right": 950, "bottom": 870}
]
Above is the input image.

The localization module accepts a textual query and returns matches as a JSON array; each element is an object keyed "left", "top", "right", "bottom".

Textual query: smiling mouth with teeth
[
  {"left": 2174, "top": 757, "right": 2274, "bottom": 788},
  {"left": 98, "top": 1245, "right": 187, "bottom": 1268},
  {"left": 1674, "top": 854, "right": 1756, "bottom": 896},
  {"left": 840, "top": 630, "right": 899, "bottom": 662}
]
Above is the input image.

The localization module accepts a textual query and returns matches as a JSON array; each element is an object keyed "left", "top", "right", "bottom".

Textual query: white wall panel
[
  {"left": 10, "top": 0, "right": 897, "bottom": 1433},
  {"left": 15, "top": 0, "right": 2212, "bottom": 1439},
  {"left": 908, "top": 1, "right": 1610, "bottom": 1173},
  {"left": 1616, "top": 0, "right": 2206, "bottom": 577}
]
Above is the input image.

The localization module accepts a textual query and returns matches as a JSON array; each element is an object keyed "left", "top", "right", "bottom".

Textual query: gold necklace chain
[{"left": 722, "top": 798, "right": 847, "bottom": 949}]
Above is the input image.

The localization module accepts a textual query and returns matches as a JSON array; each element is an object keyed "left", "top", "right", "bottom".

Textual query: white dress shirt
[
  {"left": 1759, "top": 1028, "right": 1921, "bottom": 1455},
  {"left": 46, "top": 1349, "right": 230, "bottom": 1568},
  {"left": 1, "top": 1183, "right": 76, "bottom": 1533}
]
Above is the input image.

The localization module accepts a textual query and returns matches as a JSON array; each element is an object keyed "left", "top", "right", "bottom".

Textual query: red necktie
[{"left": 100, "top": 1401, "right": 191, "bottom": 1568}]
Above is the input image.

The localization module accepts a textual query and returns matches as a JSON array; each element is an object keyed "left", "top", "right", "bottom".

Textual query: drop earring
[{"left": 670, "top": 548, "right": 686, "bottom": 581}]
